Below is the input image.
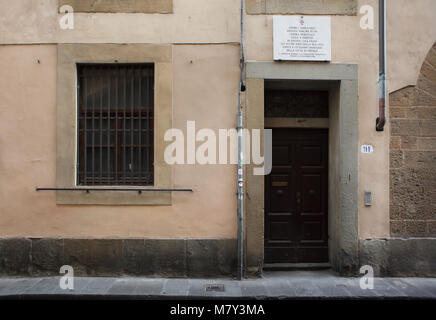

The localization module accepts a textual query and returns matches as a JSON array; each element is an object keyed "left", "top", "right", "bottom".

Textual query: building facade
[{"left": 0, "top": 0, "right": 435, "bottom": 277}]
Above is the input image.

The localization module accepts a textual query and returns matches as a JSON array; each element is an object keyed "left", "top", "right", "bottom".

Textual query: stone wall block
[
  {"left": 419, "top": 61, "right": 436, "bottom": 84},
  {"left": 390, "top": 150, "right": 403, "bottom": 168},
  {"left": 390, "top": 136, "right": 401, "bottom": 149},
  {"left": 420, "top": 120, "right": 436, "bottom": 136},
  {"left": 0, "top": 239, "right": 31, "bottom": 276},
  {"left": 146, "top": 240, "right": 187, "bottom": 277},
  {"left": 389, "top": 86, "right": 415, "bottom": 106},
  {"left": 390, "top": 119, "right": 420, "bottom": 136},
  {"left": 390, "top": 107, "right": 407, "bottom": 119},
  {"left": 390, "top": 220, "right": 427, "bottom": 237},
  {"left": 401, "top": 136, "right": 417, "bottom": 150},
  {"left": 121, "top": 239, "right": 152, "bottom": 276},
  {"left": 414, "top": 88, "right": 436, "bottom": 106},
  {"left": 31, "top": 239, "right": 64, "bottom": 275},
  {"left": 404, "top": 151, "right": 436, "bottom": 168}
]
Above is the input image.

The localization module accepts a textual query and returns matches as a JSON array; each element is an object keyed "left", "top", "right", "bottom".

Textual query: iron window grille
[{"left": 77, "top": 63, "right": 154, "bottom": 186}]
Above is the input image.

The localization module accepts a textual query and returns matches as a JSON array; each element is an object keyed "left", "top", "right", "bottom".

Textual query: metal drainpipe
[
  {"left": 237, "top": 0, "right": 246, "bottom": 280},
  {"left": 376, "top": 0, "right": 387, "bottom": 131}
]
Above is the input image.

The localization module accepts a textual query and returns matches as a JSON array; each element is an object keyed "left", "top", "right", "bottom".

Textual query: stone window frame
[
  {"left": 246, "top": 0, "right": 358, "bottom": 15},
  {"left": 56, "top": 44, "right": 173, "bottom": 205},
  {"left": 58, "top": 0, "right": 173, "bottom": 14}
]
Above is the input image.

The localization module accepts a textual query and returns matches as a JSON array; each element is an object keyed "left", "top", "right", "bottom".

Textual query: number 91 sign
[{"left": 361, "top": 145, "right": 374, "bottom": 154}]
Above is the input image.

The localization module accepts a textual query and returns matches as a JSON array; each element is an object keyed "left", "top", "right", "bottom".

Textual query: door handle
[
  {"left": 276, "top": 190, "right": 284, "bottom": 196},
  {"left": 296, "top": 192, "right": 302, "bottom": 204}
]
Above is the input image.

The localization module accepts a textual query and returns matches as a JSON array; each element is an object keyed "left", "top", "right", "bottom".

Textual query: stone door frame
[{"left": 244, "top": 62, "right": 359, "bottom": 276}]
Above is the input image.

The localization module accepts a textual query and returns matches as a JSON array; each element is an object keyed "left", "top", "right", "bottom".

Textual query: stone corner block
[{"left": 389, "top": 86, "right": 415, "bottom": 106}]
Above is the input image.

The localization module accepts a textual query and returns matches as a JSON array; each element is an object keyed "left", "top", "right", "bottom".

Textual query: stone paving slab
[
  {"left": 371, "top": 278, "right": 409, "bottom": 298},
  {"left": 264, "top": 279, "right": 297, "bottom": 297},
  {"left": 389, "top": 279, "right": 435, "bottom": 298},
  {"left": 162, "top": 279, "right": 189, "bottom": 296},
  {"left": 402, "top": 278, "right": 436, "bottom": 297},
  {"left": 340, "top": 279, "right": 379, "bottom": 298},
  {"left": 287, "top": 279, "right": 325, "bottom": 297},
  {"left": 0, "top": 271, "right": 435, "bottom": 299},
  {"left": 80, "top": 277, "right": 115, "bottom": 295}
]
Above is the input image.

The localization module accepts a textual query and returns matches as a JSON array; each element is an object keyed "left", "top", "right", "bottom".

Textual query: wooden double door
[{"left": 264, "top": 128, "right": 329, "bottom": 263}]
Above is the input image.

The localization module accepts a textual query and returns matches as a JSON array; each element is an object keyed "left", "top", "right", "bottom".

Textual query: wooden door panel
[
  {"left": 268, "top": 216, "right": 293, "bottom": 242},
  {"left": 272, "top": 146, "right": 291, "bottom": 165},
  {"left": 269, "top": 174, "right": 292, "bottom": 213},
  {"left": 265, "top": 248, "right": 296, "bottom": 263},
  {"left": 300, "top": 145, "right": 323, "bottom": 166},
  {"left": 301, "top": 174, "right": 323, "bottom": 213},
  {"left": 301, "top": 221, "right": 324, "bottom": 241},
  {"left": 296, "top": 247, "right": 329, "bottom": 263},
  {"left": 265, "top": 128, "right": 328, "bottom": 264},
  {"left": 266, "top": 212, "right": 297, "bottom": 246}
]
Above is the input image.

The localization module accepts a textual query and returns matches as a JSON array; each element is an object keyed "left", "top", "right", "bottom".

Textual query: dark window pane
[
  {"left": 265, "top": 90, "right": 329, "bottom": 118},
  {"left": 77, "top": 63, "right": 154, "bottom": 186}
]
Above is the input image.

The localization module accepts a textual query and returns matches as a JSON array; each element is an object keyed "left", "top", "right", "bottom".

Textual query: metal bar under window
[{"left": 36, "top": 188, "right": 193, "bottom": 194}]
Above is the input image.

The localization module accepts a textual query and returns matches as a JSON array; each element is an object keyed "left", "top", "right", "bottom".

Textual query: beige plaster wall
[
  {"left": 0, "top": 44, "right": 239, "bottom": 238},
  {"left": 244, "top": 0, "right": 435, "bottom": 239},
  {"left": 244, "top": 0, "right": 385, "bottom": 238},
  {"left": 0, "top": 0, "right": 435, "bottom": 240},
  {"left": 0, "top": 0, "right": 433, "bottom": 97},
  {"left": 0, "top": 0, "right": 240, "bottom": 44},
  {"left": 387, "top": 0, "right": 436, "bottom": 92}
]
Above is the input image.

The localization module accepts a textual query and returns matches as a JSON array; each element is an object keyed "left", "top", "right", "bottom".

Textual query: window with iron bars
[{"left": 77, "top": 64, "right": 154, "bottom": 186}]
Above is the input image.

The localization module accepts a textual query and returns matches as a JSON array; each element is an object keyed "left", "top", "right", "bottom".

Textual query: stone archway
[
  {"left": 389, "top": 43, "right": 436, "bottom": 238},
  {"left": 359, "top": 44, "right": 436, "bottom": 277}
]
